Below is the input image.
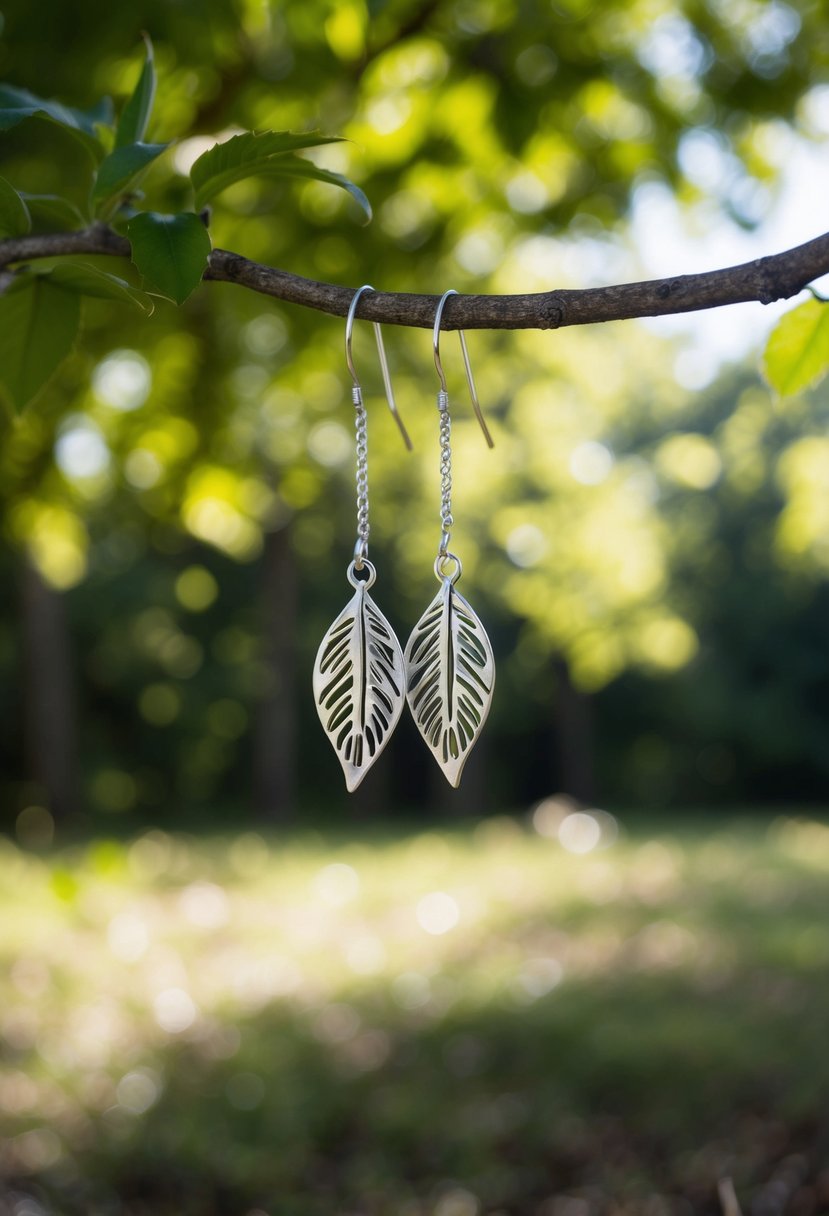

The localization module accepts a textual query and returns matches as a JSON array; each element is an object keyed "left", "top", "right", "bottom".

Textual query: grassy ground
[{"left": 2, "top": 808, "right": 829, "bottom": 1216}]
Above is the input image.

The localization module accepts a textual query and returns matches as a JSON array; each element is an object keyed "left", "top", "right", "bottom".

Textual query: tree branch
[{"left": 1, "top": 223, "right": 828, "bottom": 330}]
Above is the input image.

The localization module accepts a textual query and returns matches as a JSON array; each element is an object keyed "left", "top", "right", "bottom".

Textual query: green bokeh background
[
  {"left": 2, "top": 0, "right": 829, "bottom": 823},
  {"left": 2, "top": 2, "right": 829, "bottom": 1211}
]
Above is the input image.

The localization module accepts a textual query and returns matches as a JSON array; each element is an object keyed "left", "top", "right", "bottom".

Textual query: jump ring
[
  {"left": 347, "top": 558, "right": 377, "bottom": 588},
  {"left": 434, "top": 551, "right": 462, "bottom": 584}
]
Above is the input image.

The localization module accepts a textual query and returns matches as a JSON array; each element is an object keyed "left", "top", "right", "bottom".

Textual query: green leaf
[
  {"left": 127, "top": 211, "right": 211, "bottom": 304},
  {"left": 0, "top": 83, "right": 106, "bottom": 160},
  {"left": 29, "top": 262, "right": 151, "bottom": 311},
  {"left": 20, "top": 193, "right": 86, "bottom": 231},
  {"left": 190, "top": 129, "right": 344, "bottom": 210},
  {"left": 0, "top": 276, "right": 80, "bottom": 412},
  {"left": 0, "top": 175, "right": 31, "bottom": 237},
  {"left": 92, "top": 141, "right": 168, "bottom": 215},
  {"left": 266, "top": 156, "right": 372, "bottom": 223},
  {"left": 115, "top": 35, "right": 156, "bottom": 148},
  {"left": 763, "top": 297, "right": 829, "bottom": 397}
]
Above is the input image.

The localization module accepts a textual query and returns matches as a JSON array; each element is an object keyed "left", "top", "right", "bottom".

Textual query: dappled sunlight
[{"left": 3, "top": 815, "right": 829, "bottom": 1212}]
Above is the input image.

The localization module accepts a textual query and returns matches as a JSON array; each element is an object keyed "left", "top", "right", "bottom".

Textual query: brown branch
[{"left": 1, "top": 223, "right": 828, "bottom": 330}]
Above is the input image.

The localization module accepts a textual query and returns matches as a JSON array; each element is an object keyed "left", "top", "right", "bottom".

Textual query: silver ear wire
[
  {"left": 403, "top": 288, "right": 496, "bottom": 787},
  {"left": 432, "top": 288, "right": 494, "bottom": 449},
  {"left": 345, "top": 284, "right": 412, "bottom": 451}
]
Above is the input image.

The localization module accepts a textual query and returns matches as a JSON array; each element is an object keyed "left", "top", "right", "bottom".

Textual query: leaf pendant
[
  {"left": 405, "top": 577, "right": 495, "bottom": 787},
  {"left": 313, "top": 573, "right": 405, "bottom": 792}
]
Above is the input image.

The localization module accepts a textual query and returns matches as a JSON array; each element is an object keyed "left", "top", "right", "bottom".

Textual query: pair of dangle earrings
[{"left": 313, "top": 286, "right": 496, "bottom": 791}]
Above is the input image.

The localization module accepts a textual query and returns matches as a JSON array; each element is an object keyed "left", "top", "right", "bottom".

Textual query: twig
[{"left": 1, "top": 224, "right": 828, "bottom": 331}]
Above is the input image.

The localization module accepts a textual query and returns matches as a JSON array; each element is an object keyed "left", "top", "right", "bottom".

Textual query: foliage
[
  {"left": 763, "top": 294, "right": 829, "bottom": 398},
  {"left": 0, "top": 34, "right": 366, "bottom": 409},
  {"left": 3, "top": 812, "right": 829, "bottom": 1213},
  {"left": 2, "top": 0, "right": 829, "bottom": 816}
]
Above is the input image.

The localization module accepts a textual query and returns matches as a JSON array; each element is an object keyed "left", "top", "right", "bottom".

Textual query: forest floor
[{"left": 2, "top": 807, "right": 829, "bottom": 1216}]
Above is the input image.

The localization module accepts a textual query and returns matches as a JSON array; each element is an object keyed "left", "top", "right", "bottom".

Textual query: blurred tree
[{"left": 1, "top": 0, "right": 829, "bottom": 823}]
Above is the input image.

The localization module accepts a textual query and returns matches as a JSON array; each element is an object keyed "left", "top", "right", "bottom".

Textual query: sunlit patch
[
  {"left": 107, "top": 913, "right": 149, "bottom": 962},
  {"left": 228, "top": 832, "right": 269, "bottom": 877},
  {"left": 634, "top": 920, "right": 697, "bottom": 970},
  {"left": 183, "top": 496, "right": 261, "bottom": 559},
  {"left": 345, "top": 935, "right": 386, "bottom": 975},
  {"left": 801, "top": 84, "right": 829, "bottom": 137},
  {"left": 366, "top": 95, "right": 411, "bottom": 135},
  {"left": 175, "top": 565, "right": 218, "bottom": 612},
  {"left": 312, "top": 862, "right": 360, "bottom": 907},
  {"left": 243, "top": 313, "right": 288, "bottom": 358},
  {"left": 343, "top": 1028, "right": 391, "bottom": 1073},
  {"left": 124, "top": 448, "right": 162, "bottom": 489},
  {"left": 128, "top": 831, "right": 172, "bottom": 880},
  {"left": 505, "top": 523, "right": 547, "bottom": 568},
  {"left": 517, "top": 956, "right": 564, "bottom": 1000},
  {"left": 92, "top": 350, "right": 151, "bottom": 411},
  {"left": 630, "top": 841, "right": 682, "bottom": 903},
  {"left": 532, "top": 795, "right": 580, "bottom": 839},
  {"left": 577, "top": 860, "right": 624, "bottom": 905},
  {"left": 307, "top": 420, "right": 351, "bottom": 468},
  {"left": 0, "top": 1070, "right": 39, "bottom": 1114},
  {"left": 569, "top": 440, "right": 613, "bottom": 485},
  {"left": 505, "top": 169, "right": 547, "bottom": 213},
  {"left": 171, "top": 134, "right": 219, "bottom": 175},
  {"left": 62, "top": 1002, "right": 120, "bottom": 1067},
  {"left": 153, "top": 987, "right": 197, "bottom": 1034},
  {"left": 434, "top": 1186, "right": 480, "bottom": 1216},
  {"left": 12, "top": 1127, "right": 61, "bottom": 1172},
  {"left": 231, "top": 955, "right": 302, "bottom": 1010},
  {"left": 312, "top": 1002, "right": 360, "bottom": 1044},
  {"left": 226, "top": 1072, "right": 265, "bottom": 1110},
  {"left": 673, "top": 346, "right": 719, "bottom": 390},
  {"left": 559, "top": 812, "right": 602, "bottom": 855},
  {"left": 179, "top": 882, "right": 229, "bottom": 930},
  {"left": 637, "top": 615, "right": 698, "bottom": 671},
  {"left": 55, "top": 418, "right": 110, "bottom": 480},
  {"left": 10, "top": 959, "right": 50, "bottom": 999},
  {"left": 379, "top": 189, "right": 436, "bottom": 242},
  {"left": 391, "top": 971, "right": 431, "bottom": 1010},
  {"left": 12, "top": 502, "right": 88, "bottom": 590},
  {"left": 454, "top": 227, "right": 503, "bottom": 274},
  {"left": 117, "top": 1068, "right": 160, "bottom": 1114},
  {"left": 772, "top": 817, "right": 829, "bottom": 871},
  {"left": 656, "top": 433, "right": 722, "bottom": 490},
  {"left": 416, "top": 891, "right": 460, "bottom": 935},
  {"left": 515, "top": 43, "right": 558, "bottom": 86}
]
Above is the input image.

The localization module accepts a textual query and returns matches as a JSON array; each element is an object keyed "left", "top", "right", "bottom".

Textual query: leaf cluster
[{"left": 0, "top": 37, "right": 368, "bottom": 412}]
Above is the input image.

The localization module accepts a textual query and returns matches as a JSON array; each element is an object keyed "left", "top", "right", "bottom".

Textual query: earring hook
[
  {"left": 432, "top": 289, "right": 494, "bottom": 449},
  {"left": 346, "top": 284, "right": 413, "bottom": 451}
]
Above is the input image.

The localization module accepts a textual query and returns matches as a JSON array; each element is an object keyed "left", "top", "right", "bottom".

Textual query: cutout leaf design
[
  {"left": 313, "top": 582, "right": 405, "bottom": 791},
  {"left": 405, "top": 578, "right": 495, "bottom": 787}
]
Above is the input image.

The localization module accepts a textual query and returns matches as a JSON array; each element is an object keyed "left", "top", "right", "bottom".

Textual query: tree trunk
[
  {"left": 253, "top": 523, "right": 298, "bottom": 821},
  {"left": 552, "top": 656, "right": 596, "bottom": 804},
  {"left": 20, "top": 557, "right": 77, "bottom": 820}
]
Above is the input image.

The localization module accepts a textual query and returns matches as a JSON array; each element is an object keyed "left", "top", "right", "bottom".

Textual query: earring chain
[
  {"left": 438, "top": 388, "right": 454, "bottom": 555},
  {"left": 354, "top": 385, "right": 370, "bottom": 565}
]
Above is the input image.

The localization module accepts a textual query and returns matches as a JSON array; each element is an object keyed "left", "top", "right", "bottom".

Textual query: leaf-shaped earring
[
  {"left": 313, "top": 285, "right": 412, "bottom": 792},
  {"left": 405, "top": 289, "right": 495, "bottom": 787}
]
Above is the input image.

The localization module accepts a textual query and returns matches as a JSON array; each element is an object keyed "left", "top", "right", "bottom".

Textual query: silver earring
[
  {"left": 313, "top": 285, "right": 410, "bottom": 791},
  {"left": 404, "top": 289, "right": 495, "bottom": 787}
]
